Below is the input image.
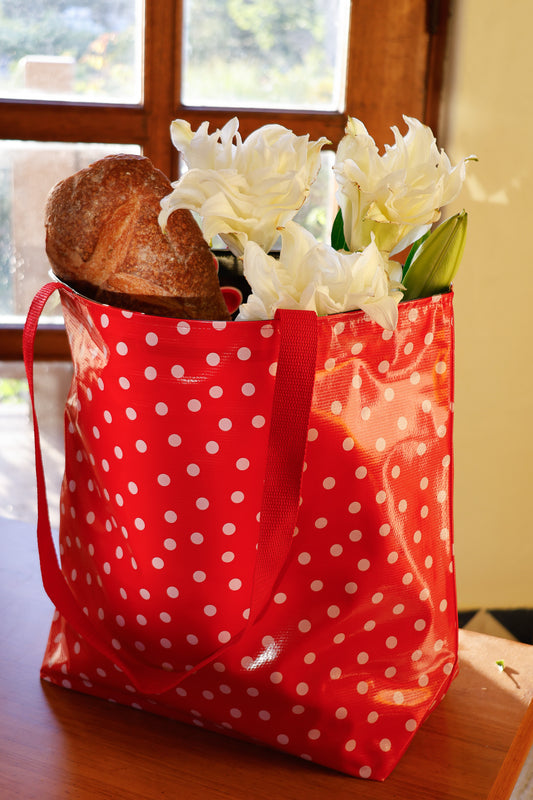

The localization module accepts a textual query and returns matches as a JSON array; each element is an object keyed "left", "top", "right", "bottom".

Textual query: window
[{"left": 0, "top": 0, "right": 450, "bottom": 360}]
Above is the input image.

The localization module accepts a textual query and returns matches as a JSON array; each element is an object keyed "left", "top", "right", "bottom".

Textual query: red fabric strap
[
  {"left": 249, "top": 309, "right": 318, "bottom": 624},
  {"left": 24, "top": 287, "right": 318, "bottom": 695},
  {"left": 24, "top": 284, "right": 157, "bottom": 684}
]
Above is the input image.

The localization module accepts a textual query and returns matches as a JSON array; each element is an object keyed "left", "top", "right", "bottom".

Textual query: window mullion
[
  {"left": 172, "top": 108, "right": 348, "bottom": 149},
  {"left": 143, "top": 0, "right": 181, "bottom": 178},
  {"left": 0, "top": 100, "right": 147, "bottom": 146},
  {"left": 344, "top": 0, "right": 448, "bottom": 147}
]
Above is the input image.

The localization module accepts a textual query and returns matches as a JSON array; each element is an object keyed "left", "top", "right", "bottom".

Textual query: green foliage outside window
[
  {"left": 0, "top": 0, "right": 342, "bottom": 107},
  {"left": 0, "top": 0, "right": 137, "bottom": 98}
]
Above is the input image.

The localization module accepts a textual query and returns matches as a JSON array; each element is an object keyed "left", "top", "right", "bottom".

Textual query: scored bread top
[{"left": 45, "top": 153, "right": 230, "bottom": 320}]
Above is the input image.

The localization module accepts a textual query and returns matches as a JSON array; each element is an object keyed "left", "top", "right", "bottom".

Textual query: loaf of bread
[{"left": 44, "top": 154, "right": 230, "bottom": 320}]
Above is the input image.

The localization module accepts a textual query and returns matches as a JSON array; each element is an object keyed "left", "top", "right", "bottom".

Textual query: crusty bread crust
[{"left": 45, "top": 154, "right": 230, "bottom": 320}]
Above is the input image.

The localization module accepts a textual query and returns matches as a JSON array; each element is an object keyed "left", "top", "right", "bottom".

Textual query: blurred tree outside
[
  {"left": 183, "top": 0, "right": 344, "bottom": 108},
  {"left": 0, "top": 0, "right": 345, "bottom": 105},
  {"left": 0, "top": 0, "right": 138, "bottom": 99}
]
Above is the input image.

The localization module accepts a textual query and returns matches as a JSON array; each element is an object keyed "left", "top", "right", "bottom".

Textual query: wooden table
[{"left": 1, "top": 516, "right": 532, "bottom": 800}]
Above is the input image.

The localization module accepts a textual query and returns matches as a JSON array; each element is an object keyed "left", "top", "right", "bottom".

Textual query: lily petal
[{"left": 161, "top": 117, "right": 329, "bottom": 257}]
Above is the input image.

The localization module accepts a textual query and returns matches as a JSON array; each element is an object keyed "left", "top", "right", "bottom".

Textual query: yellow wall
[{"left": 440, "top": 0, "right": 533, "bottom": 608}]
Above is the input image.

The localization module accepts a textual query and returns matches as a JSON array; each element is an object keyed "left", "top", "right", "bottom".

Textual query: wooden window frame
[{"left": 0, "top": 0, "right": 450, "bottom": 361}]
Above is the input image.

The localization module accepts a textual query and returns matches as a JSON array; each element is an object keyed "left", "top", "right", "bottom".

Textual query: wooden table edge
[{"left": 488, "top": 697, "right": 533, "bottom": 800}]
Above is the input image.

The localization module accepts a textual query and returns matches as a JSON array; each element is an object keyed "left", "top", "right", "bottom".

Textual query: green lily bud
[{"left": 401, "top": 211, "right": 468, "bottom": 301}]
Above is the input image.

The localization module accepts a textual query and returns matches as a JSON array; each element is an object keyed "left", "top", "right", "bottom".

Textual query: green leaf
[{"left": 331, "top": 208, "right": 349, "bottom": 251}]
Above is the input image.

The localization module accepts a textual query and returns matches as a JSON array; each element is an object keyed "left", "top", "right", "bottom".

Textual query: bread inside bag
[{"left": 44, "top": 153, "right": 230, "bottom": 321}]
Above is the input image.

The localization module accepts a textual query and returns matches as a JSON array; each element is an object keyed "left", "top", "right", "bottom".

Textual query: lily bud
[{"left": 401, "top": 211, "right": 468, "bottom": 301}]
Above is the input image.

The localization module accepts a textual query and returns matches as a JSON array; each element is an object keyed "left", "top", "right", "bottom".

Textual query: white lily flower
[
  {"left": 237, "top": 222, "right": 403, "bottom": 330},
  {"left": 334, "top": 116, "right": 474, "bottom": 255},
  {"left": 169, "top": 117, "right": 241, "bottom": 170},
  {"left": 159, "top": 117, "right": 329, "bottom": 257}
]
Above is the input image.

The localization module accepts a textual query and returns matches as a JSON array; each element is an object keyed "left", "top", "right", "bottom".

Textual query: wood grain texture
[
  {"left": 1, "top": 516, "right": 532, "bottom": 800},
  {"left": 488, "top": 699, "right": 533, "bottom": 800},
  {"left": 0, "top": 324, "right": 69, "bottom": 361},
  {"left": 346, "top": 0, "right": 428, "bottom": 144}
]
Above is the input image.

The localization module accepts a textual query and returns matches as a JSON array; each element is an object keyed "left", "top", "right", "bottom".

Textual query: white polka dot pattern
[{"left": 41, "top": 287, "right": 458, "bottom": 782}]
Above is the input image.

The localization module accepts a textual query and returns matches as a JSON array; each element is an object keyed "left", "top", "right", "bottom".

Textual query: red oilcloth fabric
[{"left": 24, "top": 282, "right": 457, "bottom": 781}]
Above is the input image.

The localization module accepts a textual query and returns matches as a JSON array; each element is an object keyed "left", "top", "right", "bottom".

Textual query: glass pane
[
  {"left": 294, "top": 150, "right": 337, "bottom": 243},
  {"left": 0, "top": 141, "right": 141, "bottom": 319},
  {"left": 0, "top": 360, "right": 68, "bottom": 527},
  {"left": 182, "top": 0, "right": 350, "bottom": 110},
  {"left": 0, "top": 0, "right": 143, "bottom": 103}
]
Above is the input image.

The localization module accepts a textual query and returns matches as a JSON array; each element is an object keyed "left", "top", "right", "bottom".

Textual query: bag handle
[
  {"left": 24, "top": 284, "right": 318, "bottom": 695},
  {"left": 248, "top": 307, "right": 318, "bottom": 625}
]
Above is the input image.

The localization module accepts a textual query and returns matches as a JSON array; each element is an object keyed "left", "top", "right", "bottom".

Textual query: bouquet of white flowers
[{"left": 159, "top": 115, "right": 475, "bottom": 330}]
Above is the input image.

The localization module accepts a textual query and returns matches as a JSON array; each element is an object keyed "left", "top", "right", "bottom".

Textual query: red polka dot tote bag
[{"left": 24, "top": 280, "right": 457, "bottom": 781}]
